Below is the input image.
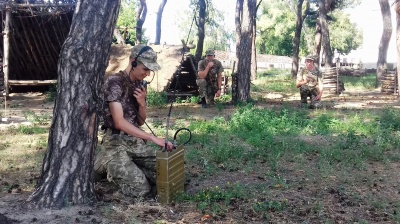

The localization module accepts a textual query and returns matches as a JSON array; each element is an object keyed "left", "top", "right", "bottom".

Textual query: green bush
[{"left": 146, "top": 89, "right": 167, "bottom": 107}]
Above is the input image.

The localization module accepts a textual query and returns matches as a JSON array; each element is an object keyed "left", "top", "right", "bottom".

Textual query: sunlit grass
[
  {"left": 0, "top": 129, "right": 47, "bottom": 172},
  {"left": 2, "top": 70, "right": 398, "bottom": 222},
  {"left": 340, "top": 73, "right": 376, "bottom": 90},
  {"left": 252, "top": 69, "right": 298, "bottom": 94}
]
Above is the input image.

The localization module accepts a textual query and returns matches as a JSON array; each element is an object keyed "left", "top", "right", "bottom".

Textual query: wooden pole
[
  {"left": 3, "top": 4, "right": 10, "bottom": 97},
  {"left": 335, "top": 58, "right": 340, "bottom": 95}
]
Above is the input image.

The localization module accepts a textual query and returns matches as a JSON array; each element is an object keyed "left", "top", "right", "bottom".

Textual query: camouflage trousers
[
  {"left": 196, "top": 78, "right": 217, "bottom": 103},
  {"left": 299, "top": 85, "right": 322, "bottom": 108},
  {"left": 94, "top": 130, "right": 156, "bottom": 198}
]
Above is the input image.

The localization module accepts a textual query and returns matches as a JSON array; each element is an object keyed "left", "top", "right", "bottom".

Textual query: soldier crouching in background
[
  {"left": 296, "top": 55, "right": 324, "bottom": 109},
  {"left": 196, "top": 48, "right": 223, "bottom": 108}
]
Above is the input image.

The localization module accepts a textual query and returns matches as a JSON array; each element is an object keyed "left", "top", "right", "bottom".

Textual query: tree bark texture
[
  {"left": 319, "top": 0, "right": 334, "bottom": 68},
  {"left": 136, "top": 0, "right": 147, "bottom": 44},
  {"left": 235, "top": 0, "right": 255, "bottom": 102},
  {"left": 377, "top": 0, "right": 392, "bottom": 87},
  {"left": 396, "top": 0, "right": 400, "bottom": 95},
  {"left": 27, "top": 0, "right": 120, "bottom": 209},
  {"left": 195, "top": 0, "right": 206, "bottom": 63},
  {"left": 291, "top": 0, "right": 309, "bottom": 78},
  {"left": 155, "top": 0, "right": 167, "bottom": 45},
  {"left": 313, "top": 18, "right": 322, "bottom": 66},
  {"left": 251, "top": 15, "right": 257, "bottom": 81},
  {"left": 250, "top": 1, "right": 262, "bottom": 81}
]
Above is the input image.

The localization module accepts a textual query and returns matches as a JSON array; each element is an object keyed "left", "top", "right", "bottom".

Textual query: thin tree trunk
[
  {"left": 251, "top": 19, "right": 257, "bottom": 81},
  {"left": 3, "top": 5, "right": 10, "bottom": 96},
  {"left": 136, "top": 0, "right": 147, "bottom": 44},
  {"left": 319, "top": 0, "right": 333, "bottom": 68},
  {"left": 155, "top": 0, "right": 167, "bottom": 45},
  {"left": 313, "top": 18, "right": 322, "bottom": 67},
  {"left": 250, "top": 0, "right": 262, "bottom": 81},
  {"left": 396, "top": 0, "right": 400, "bottom": 96},
  {"left": 377, "top": 0, "right": 392, "bottom": 88},
  {"left": 291, "top": 0, "right": 309, "bottom": 78},
  {"left": 235, "top": 0, "right": 255, "bottom": 103},
  {"left": 195, "top": 0, "right": 206, "bottom": 62},
  {"left": 27, "top": 0, "right": 120, "bottom": 209}
]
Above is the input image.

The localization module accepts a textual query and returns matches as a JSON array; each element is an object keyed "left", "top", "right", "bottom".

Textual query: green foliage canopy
[
  {"left": 257, "top": 1, "right": 296, "bottom": 56},
  {"left": 329, "top": 11, "right": 362, "bottom": 55},
  {"left": 177, "top": 0, "right": 234, "bottom": 53},
  {"left": 256, "top": 0, "right": 362, "bottom": 57}
]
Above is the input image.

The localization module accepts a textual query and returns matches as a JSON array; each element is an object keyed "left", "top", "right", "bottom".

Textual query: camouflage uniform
[
  {"left": 197, "top": 58, "right": 224, "bottom": 103},
  {"left": 296, "top": 67, "right": 324, "bottom": 108},
  {"left": 94, "top": 70, "right": 156, "bottom": 198}
]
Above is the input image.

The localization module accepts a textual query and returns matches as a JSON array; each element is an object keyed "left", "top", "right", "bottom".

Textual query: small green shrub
[
  {"left": 45, "top": 84, "right": 57, "bottom": 102},
  {"left": 22, "top": 111, "right": 51, "bottom": 125},
  {"left": 146, "top": 89, "right": 167, "bottom": 107}
]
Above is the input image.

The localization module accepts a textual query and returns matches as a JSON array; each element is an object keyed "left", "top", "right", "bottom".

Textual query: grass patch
[
  {"left": 253, "top": 69, "right": 297, "bottom": 94},
  {"left": 179, "top": 71, "right": 400, "bottom": 222},
  {"left": 3, "top": 69, "right": 400, "bottom": 223},
  {"left": 340, "top": 73, "right": 376, "bottom": 90}
]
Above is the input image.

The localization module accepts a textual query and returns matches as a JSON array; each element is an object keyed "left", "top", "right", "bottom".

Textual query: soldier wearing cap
[
  {"left": 296, "top": 55, "right": 324, "bottom": 109},
  {"left": 197, "top": 48, "right": 224, "bottom": 108},
  {"left": 94, "top": 44, "right": 173, "bottom": 198}
]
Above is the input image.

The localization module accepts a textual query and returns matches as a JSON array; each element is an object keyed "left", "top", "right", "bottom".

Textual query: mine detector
[
  {"left": 155, "top": 93, "right": 192, "bottom": 204},
  {"left": 156, "top": 130, "right": 191, "bottom": 204},
  {"left": 156, "top": 40, "right": 194, "bottom": 204},
  {"left": 156, "top": 145, "right": 185, "bottom": 204}
]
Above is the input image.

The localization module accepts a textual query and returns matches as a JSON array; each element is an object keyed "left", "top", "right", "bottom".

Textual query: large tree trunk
[
  {"left": 377, "top": 0, "right": 392, "bottom": 87},
  {"left": 195, "top": 0, "right": 206, "bottom": 62},
  {"left": 155, "top": 0, "right": 167, "bottom": 45},
  {"left": 291, "top": 0, "right": 308, "bottom": 78},
  {"left": 319, "top": 0, "right": 334, "bottom": 68},
  {"left": 235, "top": 0, "right": 255, "bottom": 103},
  {"left": 27, "top": 0, "right": 120, "bottom": 209},
  {"left": 136, "top": 0, "right": 147, "bottom": 44}
]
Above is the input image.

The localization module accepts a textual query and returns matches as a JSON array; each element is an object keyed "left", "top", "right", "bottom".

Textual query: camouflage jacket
[
  {"left": 197, "top": 58, "right": 224, "bottom": 84},
  {"left": 296, "top": 67, "right": 324, "bottom": 89},
  {"left": 102, "top": 71, "right": 144, "bottom": 129}
]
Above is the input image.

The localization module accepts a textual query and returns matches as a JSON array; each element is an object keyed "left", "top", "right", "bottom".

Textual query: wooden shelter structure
[
  {"left": 106, "top": 44, "right": 199, "bottom": 97},
  {"left": 0, "top": 0, "right": 75, "bottom": 96}
]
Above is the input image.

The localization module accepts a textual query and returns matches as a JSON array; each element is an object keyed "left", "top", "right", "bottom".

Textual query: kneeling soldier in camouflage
[
  {"left": 296, "top": 55, "right": 324, "bottom": 109},
  {"left": 94, "top": 45, "right": 173, "bottom": 198}
]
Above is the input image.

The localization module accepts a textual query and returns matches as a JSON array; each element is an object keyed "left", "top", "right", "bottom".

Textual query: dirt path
[{"left": 0, "top": 90, "right": 398, "bottom": 223}]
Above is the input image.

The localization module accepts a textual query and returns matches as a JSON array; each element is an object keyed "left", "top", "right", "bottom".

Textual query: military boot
[{"left": 201, "top": 97, "right": 207, "bottom": 108}]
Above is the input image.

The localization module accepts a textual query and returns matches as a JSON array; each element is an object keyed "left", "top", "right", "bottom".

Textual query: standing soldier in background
[
  {"left": 296, "top": 55, "right": 324, "bottom": 109},
  {"left": 196, "top": 49, "right": 223, "bottom": 108}
]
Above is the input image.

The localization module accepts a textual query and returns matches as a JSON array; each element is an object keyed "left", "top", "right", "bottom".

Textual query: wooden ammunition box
[{"left": 156, "top": 145, "right": 185, "bottom": 204}]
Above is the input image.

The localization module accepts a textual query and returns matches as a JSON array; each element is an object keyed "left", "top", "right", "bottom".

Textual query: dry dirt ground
[
  {"left": 0, "top": 44, "right": 400, "bottom": 223},
  {"left": 0, "top": 89, "right": 399, "bottom": 224}
]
